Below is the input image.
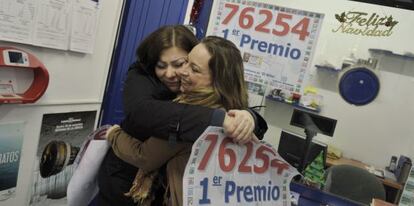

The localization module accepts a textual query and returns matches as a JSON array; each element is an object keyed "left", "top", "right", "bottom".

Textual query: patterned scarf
[
  {"left": 173, "top": 87, "right": 221, "bottom": 108},
  {"left": 124, "top": 170, "right": 158, "bottom": 205}
]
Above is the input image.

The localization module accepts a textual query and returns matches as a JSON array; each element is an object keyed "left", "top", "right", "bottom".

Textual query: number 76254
[
  {"left": 222, "top": 3, "right": 310, "bottom": 41},
  {"left": 197, "top": 134, "right": 290, "bottom": 174}
]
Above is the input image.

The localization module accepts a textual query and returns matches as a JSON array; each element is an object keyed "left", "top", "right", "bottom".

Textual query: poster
[
  {"left": 183, "top": 126, "right": 299, "bottom": 206},
  {"left": 207, "top": 0, "right": 324, "bottom": 104},
  {"left": 29, "top": 110, "right": 96, "bottom": 206},
  {"left": 0, "top": 122, "right": 24, "bottom": 201}
]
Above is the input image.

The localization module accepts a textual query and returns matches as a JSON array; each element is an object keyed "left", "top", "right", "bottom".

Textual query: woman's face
[
  {"left": 155, "top": 47, "right": 188, "bottom": 93},
  {"left": 178, "top": 43, "right": 212, "bottom": 93}
]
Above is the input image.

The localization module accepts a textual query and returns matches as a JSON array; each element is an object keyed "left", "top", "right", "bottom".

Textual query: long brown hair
[
  {"left": 200, "top": 36, "right": 248, "bottom": 110},
  {"left": 135, "top": 25, "right": 198, "bottom": 78}
]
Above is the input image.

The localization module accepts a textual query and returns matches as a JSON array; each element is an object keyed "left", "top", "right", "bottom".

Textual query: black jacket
[{"left": 121, "top": 64, "right": 226, "bottom": 142}]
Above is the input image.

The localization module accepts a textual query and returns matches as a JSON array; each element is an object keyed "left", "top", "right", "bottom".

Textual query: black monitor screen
[
  {"left": 278, "top": 130, "right": 327, "bottom": 169},
  {"left": 290, "top": 109, "right": 337, "bottom": 137},
  {"left": 8, "top": 52, "right": 24, "bottom": 64}
]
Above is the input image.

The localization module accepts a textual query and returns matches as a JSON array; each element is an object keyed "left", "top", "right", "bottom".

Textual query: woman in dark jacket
[
  {"left": 96, "top": 25, "right": 267, "bottom": 206},
  {"left": 107, "top": 36, "right": 263, "bottom": 206}
]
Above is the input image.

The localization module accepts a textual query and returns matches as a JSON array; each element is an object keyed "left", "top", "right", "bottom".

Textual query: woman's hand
[
  {"left": 105, "top": 125, "right": 120, "bottom": 141},
  {"left": 223, "top": 110, "right": 257, "bottom": 144}
]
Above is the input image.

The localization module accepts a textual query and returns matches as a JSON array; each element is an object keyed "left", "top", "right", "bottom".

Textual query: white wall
[
  {"left": 0, "top": 0, "right": 123, "bottom": 205},
  {"left": 210, "top": 0, "right": 414, "bottom": 168}
]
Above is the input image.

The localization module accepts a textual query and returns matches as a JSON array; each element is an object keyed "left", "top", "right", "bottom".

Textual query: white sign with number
[
  {"left": 207, "top": 0, "right": 324, "bottom": 96},
  {"left": 183, "top": 127, "right": 299, "bottom": 206}
]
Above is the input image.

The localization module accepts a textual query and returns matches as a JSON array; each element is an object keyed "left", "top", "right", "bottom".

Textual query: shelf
[
  {"left": 369, "top": 48, "right": 414, "bottom": 61},
  {"left": 266, "top": 95, "right": 321, "bottom": 113},
  {"left": 315, "top": 64, "right": 342, "bottom": 73}
]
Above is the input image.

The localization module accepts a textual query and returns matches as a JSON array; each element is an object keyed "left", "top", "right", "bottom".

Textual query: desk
[
  {"left": 326, "top": 157, "right": 403, "bottom": 203},
  {"left": 290, "top": 182, "right": 363, "bottom": 206}
]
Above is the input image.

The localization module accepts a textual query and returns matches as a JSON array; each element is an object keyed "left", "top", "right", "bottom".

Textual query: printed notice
[
  {"left": 0, "top": 0, "right": 101, "bottom": 53},
  {"left": 70, "top": 0, "right": 101, "bottom": 53},
  {"left": 0, "top": 0, "right": 36, "bottom": 44},
  {"left": 32, "top": 0, "right": 72, "bottom": 50}
]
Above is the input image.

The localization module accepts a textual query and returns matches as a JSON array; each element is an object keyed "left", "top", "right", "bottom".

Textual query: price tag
[{"left": 183, "top": 127, "right": 299, "bottom": 206}]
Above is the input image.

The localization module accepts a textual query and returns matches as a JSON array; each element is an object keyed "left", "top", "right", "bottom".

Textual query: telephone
[
  {"left": 394, "top": 155, "right": 412, "bottom": 184},
  {"left": 388, "top": 156, "right": 397, "bottom": 173}
]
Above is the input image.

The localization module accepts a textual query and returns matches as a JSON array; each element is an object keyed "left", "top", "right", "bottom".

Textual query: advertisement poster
[
  {"left": 207, "top": 0, "right": 324, "bottom": 104},
  {"left": 29, "top": 111, "right": 97, "bottom": 206},
  {"left": 183, "top": 126, "right": 299, "bottom": 206},
  {"left": 0, "top": 122, "right": 24, "bottom": 201}
]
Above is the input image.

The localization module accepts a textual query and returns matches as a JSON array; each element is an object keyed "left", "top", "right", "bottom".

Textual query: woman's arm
[
  {"left": 224, "top": 109, "right": 267, "bottom": 143},
  {"left": 107, "top": 125, "right": 191, "bottom": 172},
  {"left": 121, "top": 68, "right": 224, "bottom": 142},
  {"left": 122, "top": 67, "right": 268, "bottom": 143}
]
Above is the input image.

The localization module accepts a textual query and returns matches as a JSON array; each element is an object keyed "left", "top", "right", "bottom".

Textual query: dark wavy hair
[{"left": 134, "top": 25, "right": 198, "bottom": 77}]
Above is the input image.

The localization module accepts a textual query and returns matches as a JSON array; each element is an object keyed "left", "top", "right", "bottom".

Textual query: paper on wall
[
  {"left": 32, "top": 0, "right": 72, "bottom": 50},
  {"left": 0, "top": 0, "right": 35, "bottom": 44},
  {"left": 69, "top": 0, "right": 101, "bottom": 54}
]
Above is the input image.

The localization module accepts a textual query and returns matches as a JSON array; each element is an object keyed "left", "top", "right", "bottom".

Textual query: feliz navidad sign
[{"left": 332, "top": 11, "right": 398, "bottom": 37}]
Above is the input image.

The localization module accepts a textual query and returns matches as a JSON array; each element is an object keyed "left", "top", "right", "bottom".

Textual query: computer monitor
[
  {"left": 290, "top": 109, "right": 337, "bottom": 137},
  {"left": 278, "top": 130, "right": 328, "bottom": 170}
]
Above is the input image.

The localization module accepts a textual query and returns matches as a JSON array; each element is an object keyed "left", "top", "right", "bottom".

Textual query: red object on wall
[
  {"left": 190, "top": 0, "right": 205, "bottom": 24},
  {"left": 0, "top": 47, "right": 49, "bottom": 104}
]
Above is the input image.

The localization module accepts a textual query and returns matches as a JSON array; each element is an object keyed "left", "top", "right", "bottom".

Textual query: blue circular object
[{"left": 339, "top": 67, "right": 380, "bottom": 105}]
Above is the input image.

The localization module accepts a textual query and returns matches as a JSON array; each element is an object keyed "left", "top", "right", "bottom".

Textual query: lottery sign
[
  {"left": 183, "top": 127, "right": 299, "bottom": 206},
  {"left": 208, "top": 0, "right": 324, "bottom": 95}
]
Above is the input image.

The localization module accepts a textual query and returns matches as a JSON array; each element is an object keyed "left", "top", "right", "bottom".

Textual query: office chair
[{"left": 323, "top": 164, "right": 386, "bottom": 205}]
